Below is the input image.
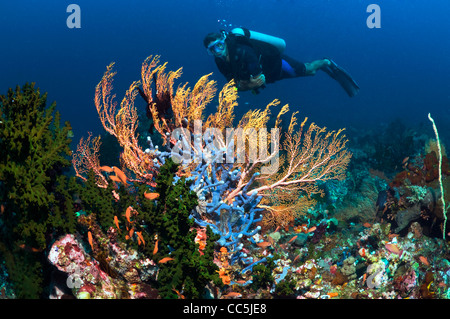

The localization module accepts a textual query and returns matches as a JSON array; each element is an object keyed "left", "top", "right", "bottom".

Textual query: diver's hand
[
  {"left": 237, "top": 74, "right": 266, "bottom": 91},
  {"left": 250, "top": 73, "right": 266, "bottom": 88}
]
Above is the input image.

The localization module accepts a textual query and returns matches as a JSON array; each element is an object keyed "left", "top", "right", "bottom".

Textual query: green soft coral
[
  {"left": 0, "top": 83, "right": 75, "bottom": 297},
  {"left": 152, "top": 158, "right": 221, "bottom": 299}
]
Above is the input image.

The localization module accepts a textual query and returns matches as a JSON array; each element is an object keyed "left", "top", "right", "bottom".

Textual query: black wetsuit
[{"left": 214, "top": 34, "right": 308, "bottom": 88}]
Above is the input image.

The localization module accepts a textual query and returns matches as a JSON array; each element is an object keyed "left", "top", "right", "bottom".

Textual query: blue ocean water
[{"left": 1, "top": 0, "right": 450, "bottom": 146}]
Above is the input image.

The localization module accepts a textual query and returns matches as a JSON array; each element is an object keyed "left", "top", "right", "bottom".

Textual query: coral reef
[{"left": 2, "top": 58, "right": 450, "bottom": 302}]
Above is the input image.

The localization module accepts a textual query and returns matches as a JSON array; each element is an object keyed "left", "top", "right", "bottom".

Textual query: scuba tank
[{"left": 230, "top": 27, "right": 286, "bottom": 54}]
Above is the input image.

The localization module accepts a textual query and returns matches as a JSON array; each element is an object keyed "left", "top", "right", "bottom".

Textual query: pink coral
[
  {"left": 48, "top": 234, "right": 116, "bottom": 298},
  {"left": 48, "top": 233, "right": 159, "bottom": 299},
  {"left": 48, "top": 234, "right": 85, "bottom": 271}
]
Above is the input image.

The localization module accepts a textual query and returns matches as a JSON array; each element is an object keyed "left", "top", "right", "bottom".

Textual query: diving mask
[{"left": 207, "top": 38, "right": 226, "bottom": 57}]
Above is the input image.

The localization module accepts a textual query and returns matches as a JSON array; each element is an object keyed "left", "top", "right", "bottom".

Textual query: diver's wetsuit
[{"left": 214, "top": 34, "right": 308, "bottom": 87}]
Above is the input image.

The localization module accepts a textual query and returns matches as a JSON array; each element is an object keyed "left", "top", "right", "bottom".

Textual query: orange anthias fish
[
  {"left": 144, "top": 192, "right": 160, "bottom": 200},
  {"left": 112, "top": 166, "right": 128, "bottom": 184},
  {"left": 129, "top": 228, "right": 135, "bottom": 239},
  {"left": 99, "top": 166, "right": 114, "bottom": 173},
  {"left": 385, "top": 243, "right": 402, "bottom": 255},
  {"left": 88, "top": 231, "right": 94, "bottom": 250},
  {"left": 307, "top": 226, "right": 317, "bottom": 233},
  {"left": 125, "top": 206, "right": 138, "bottom": 223},
  {"left": 153, "top": 239, "right": 159, "bottom": 255},
  {"left": 113, "top": 215, "right": 120, "bottom": 231},
  {"left": 18, "top": 243, "right": 42, "bottom": 253},
  {"left": 172, "top": 288, "right": 185, "bottom": 299},
  {"left": 287, "top": 235, "right": 298, "bottom": 244},
  {"left": 136, "top": 231, "right": 145, "bottom": 246},
  {"left": 419, "top": 256, "right": 430, "bottom": 266},
  {"left": 256, "top": 241, "right": 272, "bottom": 248},
  {"left": 159, "top": 257, "right": 174, "bottom": 264},
  {"left": 223, "top": 292, "right": 242, "bottom": 299}
]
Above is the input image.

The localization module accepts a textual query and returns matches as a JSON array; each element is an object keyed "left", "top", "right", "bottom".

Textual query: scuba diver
[{"left": 204, "top": 28, "right": 359, "bottom": 97}]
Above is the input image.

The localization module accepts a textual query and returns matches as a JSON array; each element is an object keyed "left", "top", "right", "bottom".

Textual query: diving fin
[{"left": 321, "top": 59, "right": 360, "bottom": 97}]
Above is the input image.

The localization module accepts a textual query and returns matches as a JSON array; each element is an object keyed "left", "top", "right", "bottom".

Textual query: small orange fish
[
  {"left": 172, "top": 288, "right": 185, "bottom": 299},
  {"left": 256, "top": 241, "right": 272, "bottom": 248},
  {"left": 287, "top": 235, "right": 298, "bottom": 244},
  {"left": 144, "top": 192, "right": 160, "bottom": 200},
  {"left": 129, "top": 228, "right": 134, "bottom": 239},
  {"left": 99, "top": 166, "right": 114, "bottom": 173},
  {"left": 419, "top": 256, "right": 430, "bottom": 266},
  {"left": 385, "top": 243, "right": 402, "bottom": 255},
  {"left": 113, "top": 215, "right": 120, "bottom": 231},
  {"left": 307, "top": 226, "right": 317, "bottom": 233},
  {"left": 88, "top": 231, "right": 94, "bottom": 250},
  {"left": 363, "top": 222, "right": 372, "bottom": 228},
  {"left": 327, "top": 292, "right": 339, "bottom": 298},
  {"left": 159, "top": 257, "right": 174, "bottom": 264},
  {"left": 18, "top": 243, "right": 42, "bottom": 253},
  {"left": 223, "top": 292, "right": 242, "bottom": 299},
  {"left": 113, "top": 166, "right": 128, "bottom": 184},
  {"left": 153, "top": 239, "right": 159, "bottom": 255},
  {"left": 0, "top": 204, "right": 5, "bottom": 215},
  {"left": 136, "top": 231, "right": 145, "bottom": 246},
  {"left": 125, "top": 206, "right": 136, "bottom": 223}
]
